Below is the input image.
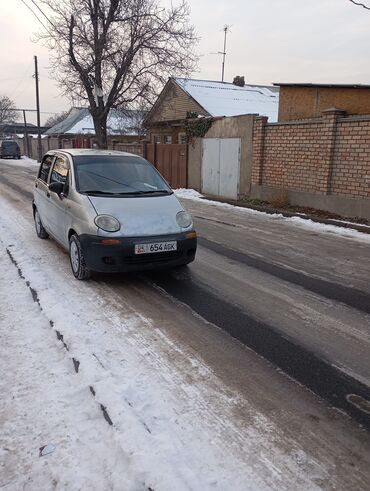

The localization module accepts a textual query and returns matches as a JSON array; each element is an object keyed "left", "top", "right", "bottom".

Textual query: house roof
[
  {"left": 46, "top": 108, "right": 143, "bottom": 136},
  {"left": 274, "top": 83, "right": 370, "bottom": 89},
  {"left": 0, "top": 122, "right": 48, "bottom": 135},
  {"left": 174, "top": 78, "right": 279, "bottom": 121}
]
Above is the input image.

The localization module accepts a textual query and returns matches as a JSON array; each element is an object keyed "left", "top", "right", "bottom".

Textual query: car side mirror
[{"left": 49, "top": 182, "right": 64, "bottom": 195}]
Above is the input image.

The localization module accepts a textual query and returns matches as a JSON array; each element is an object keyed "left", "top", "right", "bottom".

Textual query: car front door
[
  {"left": 47, "top": 155, "right": 70, "bottom": 245},
  {"left": 34, "top": 154, "right": 55, "bottom": 232}
]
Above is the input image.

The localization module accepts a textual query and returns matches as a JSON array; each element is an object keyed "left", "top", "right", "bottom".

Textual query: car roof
[{"left": 47, "top": 148, "right": 140, "bottom": 158}]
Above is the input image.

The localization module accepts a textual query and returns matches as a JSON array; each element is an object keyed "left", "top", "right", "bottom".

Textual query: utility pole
[
  {"left": 34, "top": 55, "right": 42, "bottom": 162},
  {"left": 22, "top": 109, "right": 30, "bottom": 157},
  {"left": 221, "top": 25, "right": 230, "bottom": 83}
]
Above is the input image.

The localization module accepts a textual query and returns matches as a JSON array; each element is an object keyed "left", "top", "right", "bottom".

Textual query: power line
[
  {"left": 19, "top": 0, "right": 48, "bottom": 30},
  {"left": 8, "top": 63, "right": 34, "bottom": 101},
  {"left": 29, "top": 0, "right": 56, "bottom": 28}
]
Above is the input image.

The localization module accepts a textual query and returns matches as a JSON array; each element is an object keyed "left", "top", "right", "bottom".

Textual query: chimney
[{"left": 233, "top": 76, "right": 245, "bottom": 87}]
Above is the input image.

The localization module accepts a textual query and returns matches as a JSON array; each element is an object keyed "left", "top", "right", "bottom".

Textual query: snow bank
[{"left": 175, "top": 189, "right": 370, "bottom": 243}]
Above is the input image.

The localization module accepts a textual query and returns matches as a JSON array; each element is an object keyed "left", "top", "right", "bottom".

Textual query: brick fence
[{"left": 251, "top": 109, "right": 370, "bottom": 218}]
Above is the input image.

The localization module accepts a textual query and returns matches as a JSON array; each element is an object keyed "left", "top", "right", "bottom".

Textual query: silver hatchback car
[{"left": 33, "top": 149, "right": 197, "bottom": 279}]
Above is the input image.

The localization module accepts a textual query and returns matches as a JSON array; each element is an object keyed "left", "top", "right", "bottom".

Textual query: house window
[
  {"left": 164, "top": 135, "right": 172, "bottom": 144},
  {"left": 178, "top": 132, "right": 187, "bottom": 144},
  {"left": 153, "top": 135, "right": 162, "bottom": 143}
]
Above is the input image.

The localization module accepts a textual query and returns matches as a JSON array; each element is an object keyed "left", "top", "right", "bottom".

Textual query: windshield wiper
[
  {"left": 82, "top": 190, "right": 117, "bottom": 195},
  {"left": 112, "top": 189, "right": 171, "bottom": 196},
  {"left": 134, "top": 190, "right": 172, "bottom": 195}
]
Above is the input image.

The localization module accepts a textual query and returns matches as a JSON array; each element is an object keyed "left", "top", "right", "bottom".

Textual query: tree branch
[{"left": 349, "top": 0, "right": 370, "bottom": 10}]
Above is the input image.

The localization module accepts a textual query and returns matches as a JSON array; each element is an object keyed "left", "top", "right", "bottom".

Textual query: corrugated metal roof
[
  {"left": 174, "top": 78, "right": 279, "bottom": 122},
  {"left": 46, "top": 108, "right": 143, "bottom": 136}
]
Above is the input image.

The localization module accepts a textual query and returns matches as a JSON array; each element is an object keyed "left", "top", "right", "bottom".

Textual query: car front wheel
[
  {"left": 34, "top": 208, "right": 49, "bottom": 239},
  {"left": 69, "top": 234, "right": 91, "bottom": 280}
]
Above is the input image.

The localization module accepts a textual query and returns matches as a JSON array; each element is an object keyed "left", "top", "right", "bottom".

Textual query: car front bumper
[{"left": 79, "top": 232, "right": 197, "bottom": 273}]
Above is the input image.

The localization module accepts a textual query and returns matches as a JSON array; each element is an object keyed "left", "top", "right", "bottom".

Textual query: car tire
[
  {"left": 34, "top": 208, "right": 49, "bottom": 239},
  {"left": 69, "top": 234, "right": 91, "bottom": 280}
]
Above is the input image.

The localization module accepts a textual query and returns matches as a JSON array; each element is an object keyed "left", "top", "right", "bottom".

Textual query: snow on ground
[
  {"left": 0, "top": 194, "right": 328, "bottom": 490},
  {"left": 13, "top": 156, "right": 39, "bottom": 168},
  {"left": 174, "top": 189, "right": 370, "bottom": 243},
  {"left": 0, "top": 251, "right": 128, "bottom": 490}
]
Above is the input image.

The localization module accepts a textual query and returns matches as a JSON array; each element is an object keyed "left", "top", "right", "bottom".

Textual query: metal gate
[
  {"left": 202, "top": 138, "right": 241, "bottom": 199},
  {"left": 145, "top": 143, "right": 187, "bottom": 189}
]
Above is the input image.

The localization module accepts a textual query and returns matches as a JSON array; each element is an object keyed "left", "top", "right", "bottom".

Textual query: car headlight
[
  {"left": 94, "top": 215, "right": 121, "bottom": 232},
  {"left": 176, "top": 211, "right": 192, "bottom": 228}
]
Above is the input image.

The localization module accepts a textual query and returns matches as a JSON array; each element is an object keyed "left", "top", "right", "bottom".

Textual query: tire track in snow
[{"left": 5, "top": 245, "right": 115, "bottom": 429}]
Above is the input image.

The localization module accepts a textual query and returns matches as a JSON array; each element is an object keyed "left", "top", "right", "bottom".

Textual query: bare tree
[
  {"left": 0, "top": 95, "right": 17, "bottom": 125},
  {"left": 348, "top": 0, "right": 370, "bottom": 10},
  {"left": 114, "top": 105, "right": 148, "bottom": 139},
  {"left": 45, "top": 110, "right": 70, "bottom": 128},
  {"left": 35, "top": 0, "right": 198, "bottom": 148}
]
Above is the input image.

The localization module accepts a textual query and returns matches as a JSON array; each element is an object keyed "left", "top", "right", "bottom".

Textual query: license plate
[{"left": 135, "top": 241, "right": 177, "bottom": 255}]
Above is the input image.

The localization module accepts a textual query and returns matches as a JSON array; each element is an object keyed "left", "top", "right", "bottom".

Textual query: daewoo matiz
[{"left": 33, "top": 149, "right": 197, "bottom": 279}]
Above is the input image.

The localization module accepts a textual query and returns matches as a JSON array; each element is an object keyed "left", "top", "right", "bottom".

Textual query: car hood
[{"left": 88, "top": 193, "right": 186, "bottom": 237}]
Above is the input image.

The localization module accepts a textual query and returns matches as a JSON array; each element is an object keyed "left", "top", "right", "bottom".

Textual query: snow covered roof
[
  {"left": 46, "top": 108, "right": 143, "bottom": 136},
  {"left": 174, "top": 78, "right": 279, "bottom": 122}
]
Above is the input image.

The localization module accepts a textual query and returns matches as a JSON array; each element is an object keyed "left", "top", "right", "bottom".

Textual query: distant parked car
[
  {"left": 0, "top": 140, "right": 21, "bottom": 159},
  {"left": 33, "top": 149, "right": 197, "bottom": 280}
]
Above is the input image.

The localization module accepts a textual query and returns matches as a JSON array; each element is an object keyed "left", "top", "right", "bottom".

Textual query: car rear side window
[{"left": 39, "top": 155, "right": 54, "bottom": 183}]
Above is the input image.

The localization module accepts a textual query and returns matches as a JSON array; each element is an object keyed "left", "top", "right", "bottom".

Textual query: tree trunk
[{"left": 92, "top": 113, "right": 108, "bottom": 149}]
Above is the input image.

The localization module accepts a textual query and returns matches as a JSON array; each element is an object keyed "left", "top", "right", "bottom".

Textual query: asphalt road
[{"left": 1, "top": 158, "right": 370, "bottom": 489}]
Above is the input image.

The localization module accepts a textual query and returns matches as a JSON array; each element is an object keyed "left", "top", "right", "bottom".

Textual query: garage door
[{"left": 202, "top": 138, "right": 240, "bottom": 199}]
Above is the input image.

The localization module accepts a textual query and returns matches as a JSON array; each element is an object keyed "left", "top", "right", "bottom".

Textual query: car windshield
[{"left": 73, "top": 155, "right": 172, "bottom": 196}]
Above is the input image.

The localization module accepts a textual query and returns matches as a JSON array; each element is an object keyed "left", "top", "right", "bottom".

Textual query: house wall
[
  {"left": 278, "top": 85, "right": 370, "bottom": 122},
  {"left": 147, "top": 81, "right": 207, "bottom": 125},
  {"left": 188, "top": 138, "right": 202, "bottom": 190},
  {"left": 251, "top": 110, "right": 370, "bottom": 219},
  {"left": 146, "top": 125, "right": 186, "bottom": 144},
  {"left": 187, "top": 115, "right": 255, "bottom": 196}
]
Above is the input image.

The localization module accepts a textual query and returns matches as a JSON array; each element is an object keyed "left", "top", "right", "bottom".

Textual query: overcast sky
[{"left": 1, "top": 0, "right": 370, "bottom": 124}]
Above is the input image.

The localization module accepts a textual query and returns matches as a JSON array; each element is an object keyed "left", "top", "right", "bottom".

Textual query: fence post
[
  {"left": 185, "top": 143, "right": 189, "bottom": 188},
  {"left": 316, "top": 108, "right": 345, "bottom": 194},
  {"left": 251, "top": 116, "right": 268, "bottom": 186},
  {"left": 153, "top": 141, "right": 157, "bottom": 168}
]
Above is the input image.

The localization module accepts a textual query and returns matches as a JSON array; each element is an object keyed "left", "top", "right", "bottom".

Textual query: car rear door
[{"left": 34, "top": 154, "right": 55, "bottom": 232}]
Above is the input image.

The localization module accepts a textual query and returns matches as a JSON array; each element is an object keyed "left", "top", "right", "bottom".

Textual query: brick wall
[
  {"left": 252, "top": 110, "right": 370, "bottom": 199},
  {"left": 331, "top": 118, "right": 370, "bottom": 198},
  {"left": 278, "top": 86, "right": 370, "bottom": 121}
]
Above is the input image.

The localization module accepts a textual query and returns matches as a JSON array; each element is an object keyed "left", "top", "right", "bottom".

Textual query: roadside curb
[{"left": 201, "top": 195, "right": 370, "bottom": 235}]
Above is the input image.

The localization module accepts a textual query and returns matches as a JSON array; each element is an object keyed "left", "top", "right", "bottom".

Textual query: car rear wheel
[
  {"left": 34, "top": 208, "right": 49, "bottom": 239},
  {"left": 69, "top": 234, "right": 91, "bottom": 280}
]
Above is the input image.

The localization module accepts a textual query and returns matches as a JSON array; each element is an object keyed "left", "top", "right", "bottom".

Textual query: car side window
[
  {"left": 50, "top": 156, "right": 70, "bottom": 194},
  {"left": 39, "top": 155, "right": 54, "bottom": 183}
]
